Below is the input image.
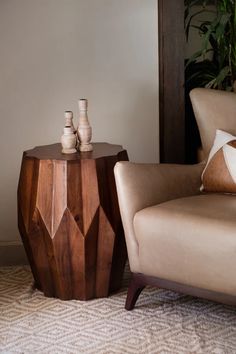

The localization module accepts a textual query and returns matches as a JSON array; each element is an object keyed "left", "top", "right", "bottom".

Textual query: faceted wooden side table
[{"left": 18, "top": 143, "right": 128, "bottom": 300}]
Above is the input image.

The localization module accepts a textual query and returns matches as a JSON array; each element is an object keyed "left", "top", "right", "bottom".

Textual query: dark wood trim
[
  {"left": 158, "top": 0, "right": 185, "bottom": 163},
  {"left": 0, "top": 243, "right": 28, "bottom": 266},
  {"left": 125, "top": 273, "right": 236, "bottom": 310}
]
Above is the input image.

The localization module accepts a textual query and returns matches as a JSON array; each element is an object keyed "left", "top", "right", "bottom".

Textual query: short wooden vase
[{"left": 61, "top": 126, "right": 77, "bottom": 154}]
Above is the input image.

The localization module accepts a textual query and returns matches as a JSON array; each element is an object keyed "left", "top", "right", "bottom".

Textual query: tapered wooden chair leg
[{"left": 125, "top": 274, "right": 145, "bottom": 310}]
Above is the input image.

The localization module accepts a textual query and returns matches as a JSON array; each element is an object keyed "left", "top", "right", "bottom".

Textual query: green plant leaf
[
  {"left": 185, "top": 0, "right": 235, "bottom": 91},
  {"left": 185, "top": 10, "right": 207, "bottom": 40},
  {"left": 205, "top": 66, "right": 230, "bottom": 88},
  {"left": 185, "top": 49, "right": 213, "bottom": 68}
]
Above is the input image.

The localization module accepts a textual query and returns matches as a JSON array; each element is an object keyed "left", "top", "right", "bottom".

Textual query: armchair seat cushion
[{"left": 134, "top": 194, "right": 236, "bottom": 296}]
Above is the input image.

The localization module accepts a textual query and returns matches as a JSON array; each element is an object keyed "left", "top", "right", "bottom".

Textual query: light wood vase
[
  {"left": 61, "top": 126, "right": 77, "bottom": 154},
  {"left": 64, "top": 111, "right": 76, "bottom": 133},
  {"left": 77, "top": 99, "right": 93, "bottom": 152}
]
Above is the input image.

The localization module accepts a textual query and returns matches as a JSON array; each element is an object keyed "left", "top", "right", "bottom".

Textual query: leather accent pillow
[{"left": 201, "top": 129, "right": 236, "bottom": 193}]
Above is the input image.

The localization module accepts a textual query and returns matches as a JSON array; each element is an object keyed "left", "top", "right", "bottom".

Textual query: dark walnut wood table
[{"left": 18, "top": 143, "right": 128, "bottom": 300}]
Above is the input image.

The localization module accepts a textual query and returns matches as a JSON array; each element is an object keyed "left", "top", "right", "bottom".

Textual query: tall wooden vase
[{"left": 77, "top": 99, "right": 93, "bottom": 152}]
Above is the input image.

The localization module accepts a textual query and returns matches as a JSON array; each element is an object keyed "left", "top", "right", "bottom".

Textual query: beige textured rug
[{"left": 0, "top": 266, "right": 236, "bottom": 354}]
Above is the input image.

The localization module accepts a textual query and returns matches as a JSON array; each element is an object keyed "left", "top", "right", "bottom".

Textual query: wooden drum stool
[{"left": 18, "top": 143, "right": 128, "bottom": 300}]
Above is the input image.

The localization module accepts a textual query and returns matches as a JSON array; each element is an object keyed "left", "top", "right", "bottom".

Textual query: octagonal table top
[{"left": 24, "top": 142, "right": 126, "bottom": 161}]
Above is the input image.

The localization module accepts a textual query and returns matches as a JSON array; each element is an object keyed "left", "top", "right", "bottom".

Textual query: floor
[{"left": 0, "top": 266, "right": 236, "bottom": 354}]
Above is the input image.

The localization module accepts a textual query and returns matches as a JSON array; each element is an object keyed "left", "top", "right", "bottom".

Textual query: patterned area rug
[{"left": 0, "top": 266, "right": 236, "bottom": 354}]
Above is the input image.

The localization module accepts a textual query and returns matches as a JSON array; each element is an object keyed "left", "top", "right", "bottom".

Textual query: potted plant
[{"left": 185, "top": 0, "right": 236, "bottom": 91}]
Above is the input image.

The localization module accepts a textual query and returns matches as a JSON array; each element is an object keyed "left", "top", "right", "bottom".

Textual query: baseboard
[{"left": 0, "top": 242, "right": 28, "bottom": 266}]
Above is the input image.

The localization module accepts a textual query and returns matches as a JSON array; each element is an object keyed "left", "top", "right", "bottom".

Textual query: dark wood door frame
[{"left": 158, "top": 0, "right": 185, "bottom": 163}]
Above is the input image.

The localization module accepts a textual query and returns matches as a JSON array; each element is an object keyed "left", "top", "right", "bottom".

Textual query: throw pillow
[{"left": 201, "top": 129, "right": 236, "bottom": 193}]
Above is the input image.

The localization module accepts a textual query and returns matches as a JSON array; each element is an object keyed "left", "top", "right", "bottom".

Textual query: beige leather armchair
[{"left": 114, "top": 88, "right": 236, "bottom": 310}]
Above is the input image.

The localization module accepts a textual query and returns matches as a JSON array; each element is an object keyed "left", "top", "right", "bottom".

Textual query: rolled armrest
[{"left": 114, "top": 162, "right": 204, "bottom": 273}]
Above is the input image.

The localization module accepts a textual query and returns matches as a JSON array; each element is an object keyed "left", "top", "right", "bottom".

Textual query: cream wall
[{"left": 0, "top": 0, "right": 158, "bottom": 246}]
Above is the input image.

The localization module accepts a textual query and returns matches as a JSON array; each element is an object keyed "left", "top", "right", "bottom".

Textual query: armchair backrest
[{"left": 190, "top": 88, "right": 236, "bottom": 159}]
